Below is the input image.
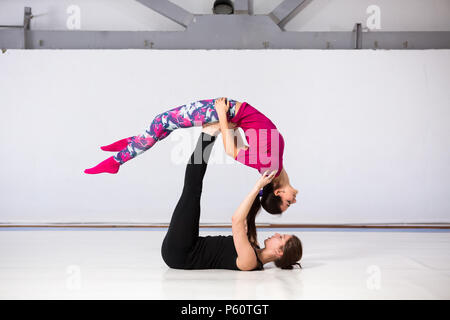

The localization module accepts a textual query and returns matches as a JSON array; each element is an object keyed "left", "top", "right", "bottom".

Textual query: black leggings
[{"left": 161, "top": 132, "right": 216, "bottom": 268}]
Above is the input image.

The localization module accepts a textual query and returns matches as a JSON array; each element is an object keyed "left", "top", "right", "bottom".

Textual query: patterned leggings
[{"left": 114, "top": 98, "right": 237, "bottom": 164}]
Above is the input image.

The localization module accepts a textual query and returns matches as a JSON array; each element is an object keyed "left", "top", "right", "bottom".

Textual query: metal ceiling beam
[
  {"left": 0, "top": 7, "right": 31, "bottom": 49},
  {"left": 1, "top": 6, "right": 449, "bottom": 50},
  {"left": 2, "top": 28, "right": 449, "bottom": 50},
  {"left": 135, "top": 0, "right": 194, "bottom": 28},
  {"left": 269, "top": 0, "right": 309, "bottom": 26}
]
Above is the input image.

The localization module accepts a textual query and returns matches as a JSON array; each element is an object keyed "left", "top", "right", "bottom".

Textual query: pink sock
[
  {"left": 84, "top": 156, "right": 121, "bottom": 174},
  {"left": 100, "top": 137, "right": 133, "bottom": 152}
]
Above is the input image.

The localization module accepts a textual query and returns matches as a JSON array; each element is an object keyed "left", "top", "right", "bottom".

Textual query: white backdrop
[{"left": 0, "top": 49, "right": 449, "bottom": 224}]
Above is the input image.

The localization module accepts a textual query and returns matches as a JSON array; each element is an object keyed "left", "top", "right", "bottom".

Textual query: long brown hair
[
  {"left": 261, "top": 182, "right": 283, "bottom": 214},
  {"left": 274, "top": 236, "right": 303, "bottom": 269},
  {"left": 246, "top": 196, "right": 262, "bottom": 249},
  {"left": 246, "top": 182, "right": 283, "bottom": 249},
  {"left": 246, "top": 182, "right": 303, "bottom": 269}
]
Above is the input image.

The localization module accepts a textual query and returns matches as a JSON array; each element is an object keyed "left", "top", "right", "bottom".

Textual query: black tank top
[{"left": 185, "top": 235, "right": 264, "bottom": 271}]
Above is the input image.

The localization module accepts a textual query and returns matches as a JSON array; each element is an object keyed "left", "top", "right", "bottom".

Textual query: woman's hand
[
  {"left": 214, "top": 97, "right": 229, "bottom": 113},
  {"left": 255, "top": 170, "right": 277, "bottom": 190},
  {"left": 215, "top": 97, "right": 238, "bottom": 158}
]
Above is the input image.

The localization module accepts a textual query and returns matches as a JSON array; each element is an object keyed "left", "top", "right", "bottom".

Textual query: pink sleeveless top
[{"left": 230, "top": 102, "right": 284, "bottom": 177}]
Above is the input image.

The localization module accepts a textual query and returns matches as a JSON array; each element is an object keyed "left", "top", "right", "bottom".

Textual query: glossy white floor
[{"left": 0, "top": 228, "right": 449, "bottom": 300}]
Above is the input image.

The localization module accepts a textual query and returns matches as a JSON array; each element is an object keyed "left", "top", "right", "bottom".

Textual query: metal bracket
[
  {"left": 0, "top": 7, "right": 32, "bottom": 50},
  {"left": 353, "top": 22, "right": 362, "bottom": 49}
]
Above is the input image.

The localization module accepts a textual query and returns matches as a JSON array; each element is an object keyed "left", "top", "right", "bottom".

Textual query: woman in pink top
[
  {"left": 213, "top": 98, "right": 298, "bottom": 215},
  {"left": 84, "top": 97, "right": 298, "bottom": 214}
]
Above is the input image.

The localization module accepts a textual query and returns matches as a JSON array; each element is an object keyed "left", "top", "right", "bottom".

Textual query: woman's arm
[
  {"left": 215, "top": 97, "right": 239, "bottom": 158},
  {"left": 232, "top": 170, "right": 277, "bottom": 270}
]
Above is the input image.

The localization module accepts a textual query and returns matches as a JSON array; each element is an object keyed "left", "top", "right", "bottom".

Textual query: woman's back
[
  {"left": 184, "top": 235, "right": 264, "bottom": 271},
  {"left": 231, "top": 101, "right": 285, "bottom": 177},
  {"left": 183, "top": 235, "right": 239, "bottom": 270},
  {"left": 231, "top": 101, "right": 277, "bottom": 130}
]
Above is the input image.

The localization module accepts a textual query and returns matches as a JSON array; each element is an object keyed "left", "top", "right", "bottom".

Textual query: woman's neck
[{"left": 255, "top": 248, "right": 277, "bottom": 265}]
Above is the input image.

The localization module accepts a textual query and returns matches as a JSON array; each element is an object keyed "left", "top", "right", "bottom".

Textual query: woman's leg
[
  {"left": 161, "top": 132, "right": 216, "bottom": 268},
  {"left": 84, "top": 98, "right": 236, "bottom": 174},
  {"left": 114, "top": 98, "right": 237, "bottom": 164}
]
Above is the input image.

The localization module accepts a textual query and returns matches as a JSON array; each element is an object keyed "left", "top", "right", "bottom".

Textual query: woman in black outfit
[{"left": 161, "top": 125, "right": 303, "bottom": 271}]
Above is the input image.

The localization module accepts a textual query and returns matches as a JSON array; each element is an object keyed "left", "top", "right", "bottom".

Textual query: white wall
[
  {"left": 0, "top": 0, "right": 449, "bottom": 31},
  {"left": 0, "top": 49, "right": 449, "bottom": 224}
]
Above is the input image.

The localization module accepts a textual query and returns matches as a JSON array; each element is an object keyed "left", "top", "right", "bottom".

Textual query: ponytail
[
  {"left": 261, "top": 182, "right": 283, "bottom": 215},
  {"left": 247, "top": 182, "right": 282, "bottom": 248},
  {"left": 246, "top": 194, "right": 262, "bottom": 249}
]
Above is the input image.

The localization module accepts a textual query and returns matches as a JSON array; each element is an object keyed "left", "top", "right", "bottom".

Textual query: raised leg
[
  {"left": 160, "top": 132, "right": 216, "bottom": 268},
  {"left": 84, "top": 98, "right": 236, "bottom": 174},
  {"left": 113, "top": 98, "right": 237, "bottom": 164}
]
